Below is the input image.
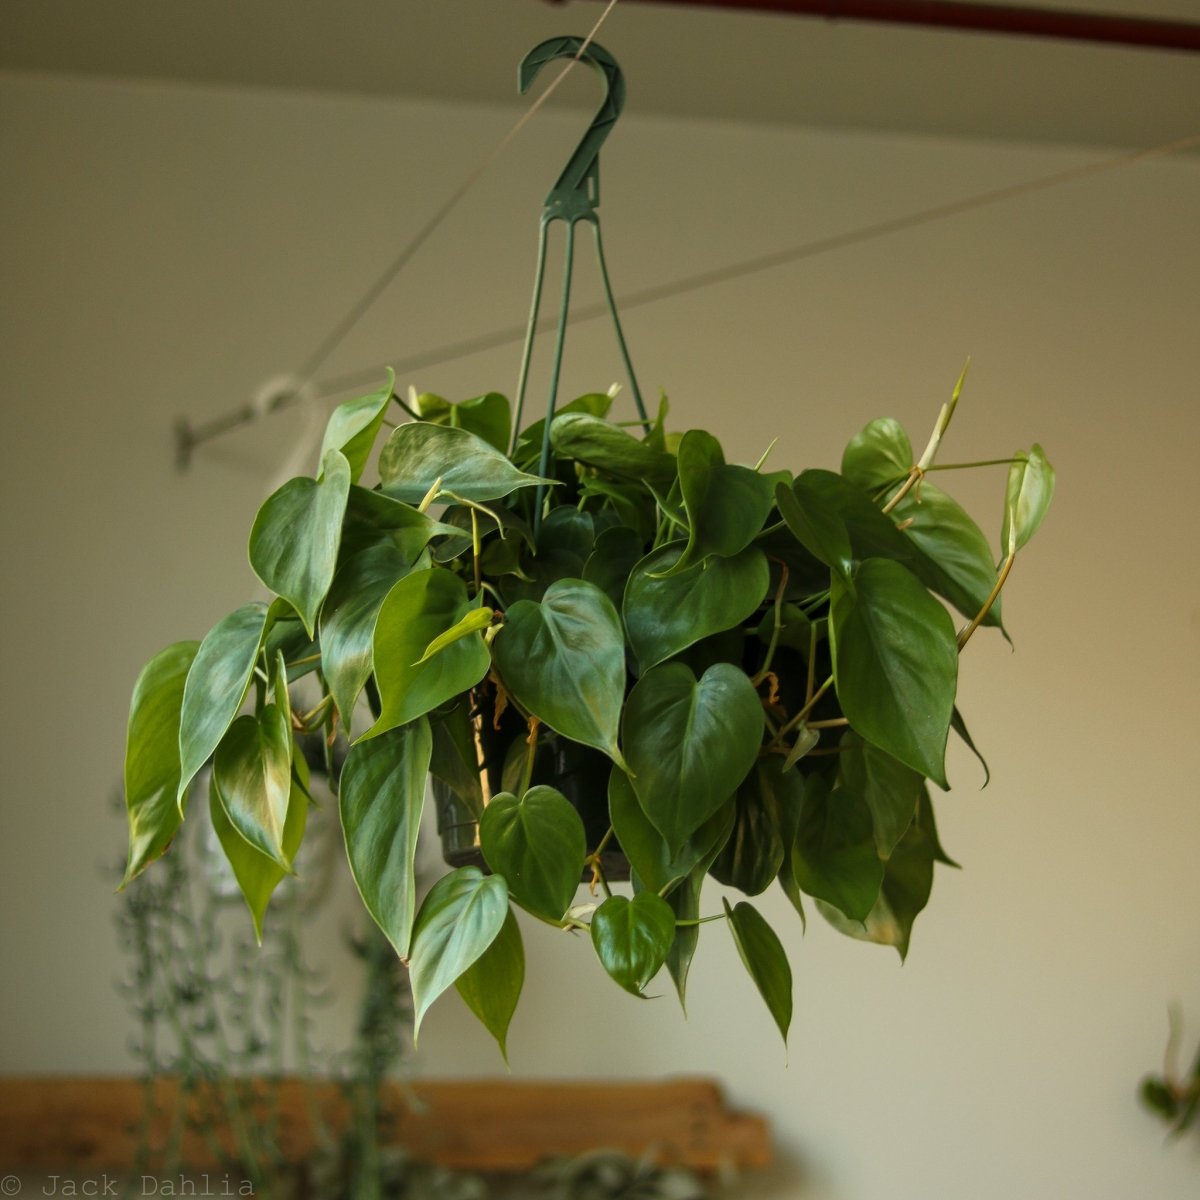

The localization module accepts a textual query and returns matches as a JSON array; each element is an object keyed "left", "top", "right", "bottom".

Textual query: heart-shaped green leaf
[
  {"left": 212, "top": 704, "right": 294, "bottom": 867},
  {"left": 319, "top": 541, "right": 421, "bottom": 734},
  {"left": 841, "top": 417, "right": 913, "bottom": 490},
  {"left": 123, "top": 640, "right": 200, "bottom": 885},
  {"left": 455, "top": 908, "right": 524, "bottom": 1062},
  {"left": 591, "top": 892, "right": 676, "bottom": 996},
  {"left": 177, "top": 602, "right": 270, "bottom": 809},
  {"left": 608, "top": 767, "right": 735, "bottom": 898},
  {"left": 416, "top": 390, "right": 512, "bottom": 453},
  {"left": 708, "top": 768, "right": 786, "bottom": 897},
  {"left": 790, "top": 773, "right": 883, "bottom": 923},
  {"left": 623, "top": 543, "right": 770, "bottom": 672},
  {"left": 480, "top": 786, "right": 587, "bottom": 922},
  {"left": 365, "top": 567, "right": 491, "bottom": 739},
  {"left": 409, "top": 866, "right": 509, "bottom": 1040},
  {"left": 514, "top": 392, "right": 613, "bottom": 467},
  {"left": 582, "top": 525, "right": 646, "bottom": 610},
  {"left": 492, "top": 579, "right": 627, "bottom": 766},
  {"left": 838, "top": 731, "right": 923, "bottom": 860},
  {"left": 379, "top": 422, "right": 553, "bottom": 504},
  {"left": 661, "top": 430, "right": 775, "bottom": 574},
  {"left": 816, "top": 787, "right": 937, "bottom": 961},
  {"left": 951, "top": 707, "right": 990, "bottom": 787},
  {"left": 549, "top": 413, "right": 676, "bottom": 486},
  {"left": 1002, "top": 443, "right": 1055, "bottom": 555},
  {"left": 723, "top": 899, "right": 792, "bottom": 1048},
  {"left": 776, "top": 475, "right": 853, "bottom": 583},
  {"left": 829, "top": 559, "right": 958, "bottom": 787},
  {"left": 249, "top": 449, "right": 351, "bottom": 637},
  {"left": 622, "top": 662, "right": 763, "bottom": 856},
  {"left": 210, "top": 754, "right": 309, "bottom": 941},
  {"left": 339, "top": 717, "right": 432, "bottom": 961},
  {"left": 891, "top": 482, "right": 1003, "bottom": 629},
  {"left": 340, "top": 485, "right": 460, "bottom": 561},
  {"left": 319, "top": 370, "right": 395, "bottom": 482}
]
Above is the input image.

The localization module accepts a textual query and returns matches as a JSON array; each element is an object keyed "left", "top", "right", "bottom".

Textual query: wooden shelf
[{"left": 0, "top": 1076, "right": 770, "bottom": 1174}]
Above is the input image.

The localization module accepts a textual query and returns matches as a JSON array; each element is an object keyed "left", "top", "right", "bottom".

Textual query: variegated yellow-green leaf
[{"left": 123, "top": 640, "right": 200, "bottom": 885}]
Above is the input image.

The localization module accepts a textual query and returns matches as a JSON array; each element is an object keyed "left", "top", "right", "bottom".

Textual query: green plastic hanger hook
[{"left": 519, "top": 35, "right": 626, "bottom": 222}]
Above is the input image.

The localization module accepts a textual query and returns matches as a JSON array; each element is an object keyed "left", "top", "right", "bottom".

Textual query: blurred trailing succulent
[{"left": 122, "top": 366, "right": 1053, "bottom": 1056}]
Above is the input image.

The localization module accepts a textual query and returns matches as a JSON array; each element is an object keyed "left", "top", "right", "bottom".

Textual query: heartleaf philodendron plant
[{"left": 122, "top": 366, "right": 1053, "bottom": 1056}]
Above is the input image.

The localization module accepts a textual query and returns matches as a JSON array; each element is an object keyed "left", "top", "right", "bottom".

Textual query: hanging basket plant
[{"left": 120, "top": 37, "right": 1054, "bottom": 1058}]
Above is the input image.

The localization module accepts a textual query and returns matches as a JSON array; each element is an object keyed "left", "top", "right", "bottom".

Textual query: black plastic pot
[{"left": 432, "top": 688, "right": 629, "bottom": 883}]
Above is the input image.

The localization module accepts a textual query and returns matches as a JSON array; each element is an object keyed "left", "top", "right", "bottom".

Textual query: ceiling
[{"left": 2, "top": 0, "right": 1199, "bottom": 151}]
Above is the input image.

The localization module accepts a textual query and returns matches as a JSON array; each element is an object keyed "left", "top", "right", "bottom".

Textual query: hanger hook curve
[{"left": 519, "top": 36, "right": 626, "bottom": 214}]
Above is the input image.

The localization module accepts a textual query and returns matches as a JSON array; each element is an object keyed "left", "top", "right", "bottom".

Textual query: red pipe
[{"left": 552, "top": 0, "right": 1200, "bottom": 54}]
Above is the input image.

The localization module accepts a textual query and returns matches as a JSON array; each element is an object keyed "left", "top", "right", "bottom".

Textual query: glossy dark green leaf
[
  {"left": 582, "top": 525, "right": 645, "bottom": 611},
  {"left": 339, "top": 718, "right": 432, "bottom": 960},
  {"left": 776, "top": 475, "right": 853, "bottom": 583},
  {"left": 455, "top": 908, "right": 524, "bottom": 1062},
  {"left": 492, "top": 579, "right": 627, "bottom": 766},
  {"left": 829, "top": 559, "right": 958, "bottom": 787},
  {"left": 514, "top": 392, "right": 613, "bottom": 467},
  {"left": 891, "top": 482, "right": 1002, "bottom": 628},
  {"left": 816, "top": 788, "right": 936, "bottom": 960},
  {"left": 664, "top": 430, "right": 775, "bottom": 574},
  {"left": 608, "top": 767, "right": 735, "bottom": 898},
  {"left": 622, "top": 662, "right": 763, "bottom": 856},
  {"left": 428, "top": 702, "right": 484, "bottom": 817},
  {"left": 744, "top": 758, "right": 807, "bottom": 927},
  {"left": 550, "top": 413, "right": 676, "bottom": 486},
  {"left": 177, "top": 602, "right": 270, "bottom": 808},
  {"left": 838, "top": 731, "right": 923, "bottom": 860},
  {"left": 416, "top": 390, "right": 511, "bottom": 453},
  {"left": 480, "top": 786, "right": 587, "bottom": 922},
  {"left": 341, "top": 485, "right": 460, "bottom": 561},
  {"left": 790, "top": 773, "right": 883, "bottom": 923},
  {"left": 123, "top": 640, "right": 200, "bottom": 885},
  {"left": 623, "top": 543, "right": 770, "bottom": 672},
  {"left": 951, "top": 707, "right": 990, "bottom": 787},
  {"left": 841, "top": 417, "right": 913, "bottom": 490},
  {"left": 212, "top": 704, "right": 294, "bottom": 867},
  {"left": 319, "top": 370, "right": 395, "bottom": 482},
  {"left": 1002, "top": 443, "right": 1055, "bottom": 555},
  {"left": 365, "top": 567, "right": 491, "bottom": 739},
  {"left": 591, "top": 892, "right": 676, "bottom": 996},
  {"left": 536, "top": 506, "right": 595, "bottom": 562},
  {"left": 724, "top": 899, "right": 792, "bottom": 1048},
  {"left": 661, "top": 862, "right": 715, "bottom": 1014},
  {"left": 921, "top": 784, "right": 960, "bottom": 868},
  {"left": 210, "top": 753, "right": 309, "bottom": 941},
  {"left": 248, "top": 449, "right": 351, "bottom": 637},
  {"left": 379, "top": 422, "right": 553, "bottom": 504},
  {"left": 319, "top": 540, "right": 420, "bottom": 734},
  {"left": 708, "top": 768, "right": 786, "bottom": 897},
  {"left": 409, "top": 866, "right": 509, "bottom": 1040}
]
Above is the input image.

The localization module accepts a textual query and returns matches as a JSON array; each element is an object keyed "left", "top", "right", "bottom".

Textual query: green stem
[
  {"left": 471, "top": 508, "right": 482, "bottom": 597},
  {"left": 673, "top": 913, "right": 730, "bottom": 927},
  {"left": 770, "top": 674, "right": 834, "bottom": 748},
  {"left": 520, "top": 718, "right": 540, "bottom": 796},
  {"left": 924, "top": 457, "right": 1024, "bottom": 472},
  {"left": 752, "top": 563, "right": 789, "bottom": 686},
  {"left": 957, "top": 550, "right": 1015, "bottom": 650}
]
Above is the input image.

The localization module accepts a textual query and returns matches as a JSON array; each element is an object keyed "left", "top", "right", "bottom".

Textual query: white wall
[{"left": 2, "top": 70, "right": 1198, "bottom": 1198}]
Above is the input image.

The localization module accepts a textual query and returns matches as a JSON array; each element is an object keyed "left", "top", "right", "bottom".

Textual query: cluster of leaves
[{"left": 123, "top": 368, "right": 1052, "bottom": 1056}]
